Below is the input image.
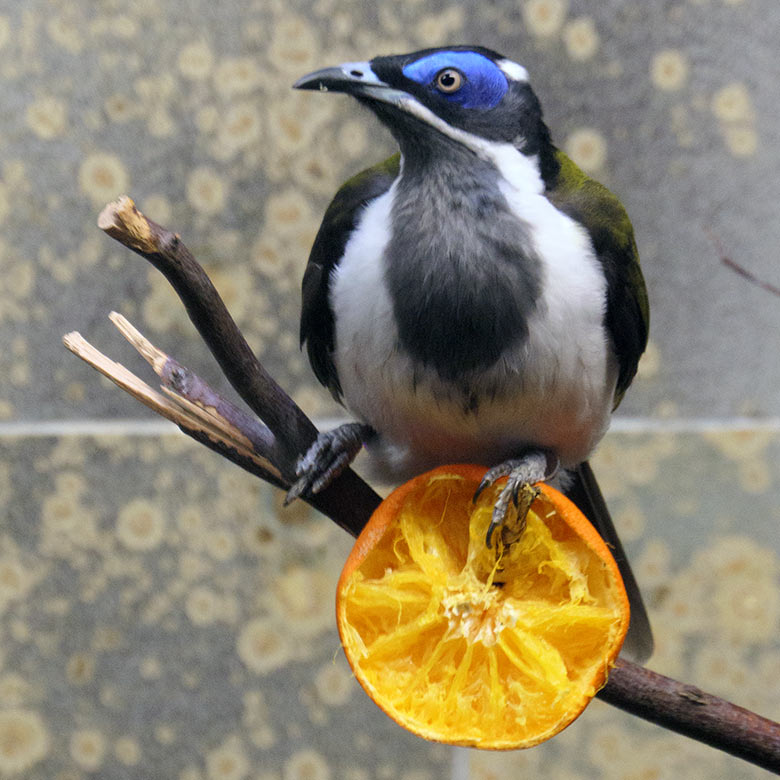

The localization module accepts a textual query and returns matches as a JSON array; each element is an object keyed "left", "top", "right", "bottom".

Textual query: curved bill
[{"left": 293, "top": 61, "right": 406, "bottom": 107}]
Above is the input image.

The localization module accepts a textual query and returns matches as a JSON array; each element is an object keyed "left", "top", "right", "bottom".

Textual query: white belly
[{"left": 329, "top": 181, "right": 618, "bottom": 481}]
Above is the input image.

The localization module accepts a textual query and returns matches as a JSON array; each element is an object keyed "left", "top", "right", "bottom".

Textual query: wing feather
[
  {"left": 546, "top": 150, "right": 649, "bottom": 406},
  {"left": 300, "top": 153, "right": 401, "bottom": 400}
]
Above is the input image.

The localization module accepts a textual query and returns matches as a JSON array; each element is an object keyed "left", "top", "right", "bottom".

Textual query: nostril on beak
[{"left": 350, "top": 69, "right": 363, "bottom": 77}]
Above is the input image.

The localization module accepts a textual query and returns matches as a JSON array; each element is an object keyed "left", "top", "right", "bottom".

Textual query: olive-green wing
[
  {"left": 546, "top": 149, "right": 649, "bottom": 406},
  {"left": 300, "top": 153, "right": 401, "bottom": 401}
]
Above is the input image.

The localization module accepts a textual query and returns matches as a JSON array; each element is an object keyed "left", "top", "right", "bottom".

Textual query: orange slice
[{"left": 336, "top": 464, "right": 630, "bottom": 749}]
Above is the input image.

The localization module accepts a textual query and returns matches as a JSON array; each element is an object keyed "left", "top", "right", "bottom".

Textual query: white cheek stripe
[
  {"left": 399, "top": 96, "right": 501, "bottom": 153},
  {"left": 397, "top": 97, "right": 545, "bottom": 197}
]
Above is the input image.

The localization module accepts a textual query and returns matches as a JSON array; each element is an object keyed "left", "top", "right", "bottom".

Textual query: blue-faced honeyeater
[{"left": 288, "top": 47, "right": 652, "bottom": 662}]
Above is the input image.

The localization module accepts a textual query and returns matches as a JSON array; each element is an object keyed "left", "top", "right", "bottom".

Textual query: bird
[{"left": 288, "top": 46, "right": 652, "bottom": 662}]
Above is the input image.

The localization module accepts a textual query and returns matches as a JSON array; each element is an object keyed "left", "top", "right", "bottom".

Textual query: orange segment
[{"left": 336, "top": 465, "right": 630, "bottom": 749}]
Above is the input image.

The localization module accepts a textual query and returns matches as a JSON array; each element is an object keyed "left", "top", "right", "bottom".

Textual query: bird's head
[{"left": 294, "top": 46, "right": 556, "bottom": 179}]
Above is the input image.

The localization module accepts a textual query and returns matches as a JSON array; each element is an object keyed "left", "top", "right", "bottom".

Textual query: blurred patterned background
[{"left": 1, "top": 0, "right": 779, "bottom": 777}]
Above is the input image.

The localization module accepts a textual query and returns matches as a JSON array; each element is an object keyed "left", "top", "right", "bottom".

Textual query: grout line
[
  {"left": 1, "top": 417, "right": 780, "bottom": 439},
  {"left": 0, "top": 419, "right": 177, "bottom": 437},
  {"left": 609, "top": 416, "right": 780, "bottom": 433}
]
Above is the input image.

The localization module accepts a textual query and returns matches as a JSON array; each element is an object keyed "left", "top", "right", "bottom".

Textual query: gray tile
[
  {"left": 0, "top": 434, "right": 451, "bottom": 778},
  {"left": 1, "top": 0, "right": 779, "bottom": 421},
  {"left": 1, "top": 430, "right": 778, "bottom": 777},
  {"left": 2, "top": 1, "right": 780, "bottom": 776}
]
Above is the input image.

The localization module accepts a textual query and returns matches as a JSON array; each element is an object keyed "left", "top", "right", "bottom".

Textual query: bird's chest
[
  {"left": 382, "top": 170, "right": 543, "bottom": 379},
  {"left": 330, "top": 179, "right": 613, "bottom": 470}
]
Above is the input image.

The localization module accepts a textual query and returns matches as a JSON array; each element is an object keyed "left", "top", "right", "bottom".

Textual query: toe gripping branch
[{"left": 285, "top": 422, "right": 376, "bottom": 506}]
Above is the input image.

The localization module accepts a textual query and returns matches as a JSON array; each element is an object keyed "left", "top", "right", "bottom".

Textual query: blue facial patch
[{"left": 402, "top": 51, "right": 508, "bottom": 110}]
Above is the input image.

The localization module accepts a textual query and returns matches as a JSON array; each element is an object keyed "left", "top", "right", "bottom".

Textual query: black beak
[
  {"left": 293, "top": 61, "right": 406, "bottom": 107},
  {"left": 293, "top": 64, "right": 374, "bottom": 93}
]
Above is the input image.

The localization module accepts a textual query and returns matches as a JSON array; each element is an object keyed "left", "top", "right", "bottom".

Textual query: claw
[
  {"left": 511, "top": 478, "right": 523, "bottom": 507},
  {"left": 284, "top": 477, "right": 307, "bottom": 507},
  {"left": 284, "top": 422, "right": 374, "bottom": 505},
  {"left": 473, "top": 478, "right": 488, "bottom": 504},
  {"left": 474, "top": 462, "right": 513, "bottom": 504},
  {"left": 485, "top": 482, "right": 541, "bottom": 547},
  {"left": 485, "top": 512, "right": 504, "bottom": 549},
  {"left": 476, "top": 450, "right": 559, "bottom": 547}
]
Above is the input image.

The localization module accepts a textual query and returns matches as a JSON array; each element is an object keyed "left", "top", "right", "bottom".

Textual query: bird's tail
[{"left": 563, "top": 461, "right": 654, "bottom": 664}]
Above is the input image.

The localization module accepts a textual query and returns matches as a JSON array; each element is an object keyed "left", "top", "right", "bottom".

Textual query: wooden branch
[
  {"left": 63, "top": 326, "right": 286, "bottom": 490},
  {"left": 706, "top": 227, "right": 780, "bottom": 299},
  {"left": 73, "top": 196, "right": 780, "bottom": 773},
  {"left": 109, "top": 312, "right": 278, "bottom": 459},
  {"left": 722, "top": 255, "right": 780, "bottom": 298},
  {"left": 97, "top": 196, "right": 382, "bottom": 537},
  {"left": 97, "top": 198, "right": 312, "bottom": 464},
  {"left": 601, "top": 659, "right": 780, "bottom": 773}
]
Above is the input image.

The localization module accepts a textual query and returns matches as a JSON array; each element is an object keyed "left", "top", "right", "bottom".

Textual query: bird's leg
[
  {"left": 475, "top": 449, "right": 560, "bottom": 547},
  {"left": 284, "top": 422, "right": 376, "bottom": 505}
]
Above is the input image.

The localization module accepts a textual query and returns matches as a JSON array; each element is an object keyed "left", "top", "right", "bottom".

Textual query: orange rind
[{"left": 336, "top": 465, "right": 630, "bottom": 749}]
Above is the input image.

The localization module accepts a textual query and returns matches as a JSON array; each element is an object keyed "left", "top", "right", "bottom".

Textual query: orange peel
[{"left": 336, "top": 464, "right": 630, "bottom": 749}]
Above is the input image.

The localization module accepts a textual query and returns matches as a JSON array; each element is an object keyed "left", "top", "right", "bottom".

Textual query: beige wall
[{"left": 1, "top": 1, "right": 778, "bottom": 777}]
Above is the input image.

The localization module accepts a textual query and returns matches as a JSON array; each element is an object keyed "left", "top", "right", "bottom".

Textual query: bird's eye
[{"left": 434, "top": 68, "right": 463, "bottom": 93}]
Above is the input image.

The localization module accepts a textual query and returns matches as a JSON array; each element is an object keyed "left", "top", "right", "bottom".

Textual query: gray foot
[
  {"left": 284, "top": 422, "right": 374, "bottom": 505},
  {"left": 475, "top": 450, "right": 559, "bottom": 547}
]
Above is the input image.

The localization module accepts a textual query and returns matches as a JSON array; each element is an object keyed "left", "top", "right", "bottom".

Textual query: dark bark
[{"left": 95, "top": 196, "right": 780, "bottom": 774}]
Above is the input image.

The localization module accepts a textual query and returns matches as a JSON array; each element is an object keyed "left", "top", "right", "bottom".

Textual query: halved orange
[{"left": 336, "top": 464, "right": 629, "bottom": 749}]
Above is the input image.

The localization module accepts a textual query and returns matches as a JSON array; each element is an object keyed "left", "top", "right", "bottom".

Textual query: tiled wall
[{"left": 1, "top": 1, "right": 779, "bottom": 778}]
